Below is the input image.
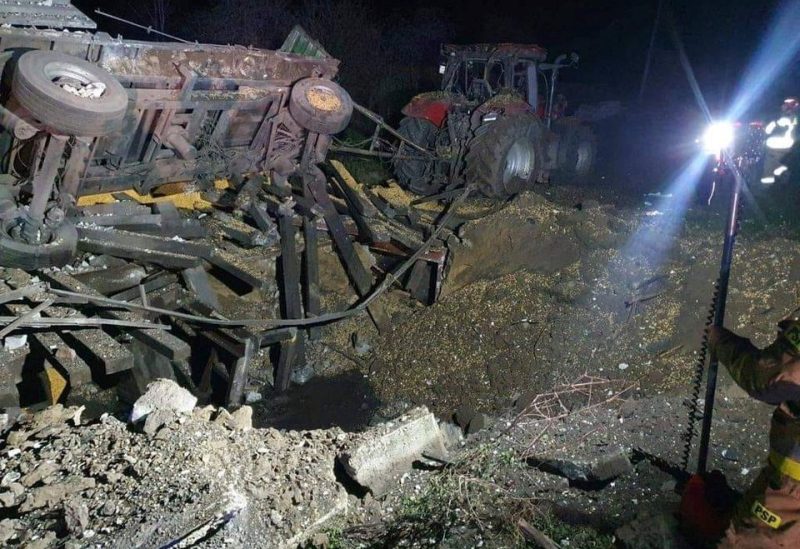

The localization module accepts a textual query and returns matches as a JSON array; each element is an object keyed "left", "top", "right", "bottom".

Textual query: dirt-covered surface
[
  {"left": 365, "top": 185, "right": 800, "bottom": 419},
  {"left": 1, "top": 180, "right": 798, "bottom": 548}
]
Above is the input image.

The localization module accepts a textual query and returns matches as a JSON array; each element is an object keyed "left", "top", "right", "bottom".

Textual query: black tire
[
  {"left": 289, "top": 77, "right": 353, "bottom": 135},
  {"left": 0, "top": 221, "right": 77, "bottom": 270},
  {"left": 553, "top": 119, "right": 597, "bottom": 182},
  {"left": 464, "top": 115, "right": 543, "bottom": 198},
  {"left": 12, "top": 51, "right": 128, "bottom": 137},
  {"left": 394, "top": 117, "right": 443, "bottom": 195}
]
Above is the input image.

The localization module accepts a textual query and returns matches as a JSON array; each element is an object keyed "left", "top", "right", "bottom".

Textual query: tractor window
[
  {"left": 448, "top": 60, "right": 486, "bottom": 95},
  {"left": 486, "top": 60, "right": 505, "bottom": 92},
  {"left": 512, "top": 60, "right": 538, "bottom": 108}
]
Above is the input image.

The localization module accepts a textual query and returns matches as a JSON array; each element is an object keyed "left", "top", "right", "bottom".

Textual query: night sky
[{"left": 74, "top": 0, "right": 794, "bottom": 119}]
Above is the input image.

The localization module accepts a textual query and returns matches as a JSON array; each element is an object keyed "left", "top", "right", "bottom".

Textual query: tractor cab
[
  {"left": 440, "top": 44, "right": 548, "bottom": 110},
  {"left": 396, "top": 42, "right": 594, "bottom": 198}
]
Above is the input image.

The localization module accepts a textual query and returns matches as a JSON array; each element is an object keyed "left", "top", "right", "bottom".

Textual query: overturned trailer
[
  {"left": 0, "top": 4, "right": 447, "bottom": 411},
  {"left": 0, "top": 7, "right": 354, "bottom": 268}
]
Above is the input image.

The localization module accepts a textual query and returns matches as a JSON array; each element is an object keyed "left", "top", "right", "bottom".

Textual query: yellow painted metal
[
  {"left": 76, "top": 180, "right": 231, "bottom": 211},
  {"left": 40, "top": 364, "right": 68, "bottom": 404}
]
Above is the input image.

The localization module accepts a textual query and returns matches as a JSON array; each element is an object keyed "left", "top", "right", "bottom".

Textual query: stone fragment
[
  {"left": 142, "top": 409, "right": 176, "bottom": 436},
  {"left": 20, "top": 478, "right": 96, "bottom": 512},
  {"left": 193, "top": 405, "right": 216, "bottom": 422},
  {"left": 0, "top": 518, "right": 19, "bottom": 543},
  {"left": 269, "top": 509, "right": 283, "bottom": 527},
  {"left": 212, "top": 408, "right": 233, "bottom": 427},
  {"left": 8, "top": 483, "right": 23, "bottom": 497},
  {"left": 338, "top": 407, "right": 448, "bottom": 496},
  {"left": 538, "top": 446, "right": 634, "bottom": 483},
  {"left": 21, "top": 462, "right": 59, "bottom": 487},
  {"left": 25, "top": 531, "right": 56, "bottom": 549},
  {"left": 63, "top": 499, "right": 90, "bottom": 535},
  {"left": 466, "top": 413, "right": 489, "bottom": 435},
  {"left": 0, "top": 491, "right": 14, "bottom": 507},
  {"left": 438, "top": 421, "right": 464, "bottom": 450},
  {"left": 453, "top": 405, "right": 476, "bottom": 431},
  {"left": 130, "top": 379, "right": 197, "bottom": 423},
  {"left": 615, "top": 511, "right": 688, "bottom": 548},
  {"left": 229, "top": 406, "right": 253, "bottom": 431},
  {"left": 1, "top": 471, "right": 20, "bottom": 487}
]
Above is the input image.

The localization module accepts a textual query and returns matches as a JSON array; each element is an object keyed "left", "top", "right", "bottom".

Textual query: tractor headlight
[{"left": 702, "top": 121, "right": 735, "bottom": 155}]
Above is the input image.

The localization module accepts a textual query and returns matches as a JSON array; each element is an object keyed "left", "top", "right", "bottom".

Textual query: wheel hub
[{"left": 502, "top": 140, "right": 534, "bottom": 184}]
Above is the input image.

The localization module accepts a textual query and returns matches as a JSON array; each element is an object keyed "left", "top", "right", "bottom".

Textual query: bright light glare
[{"left": 702, "top": 122, "right": 734, "bottom": 154}]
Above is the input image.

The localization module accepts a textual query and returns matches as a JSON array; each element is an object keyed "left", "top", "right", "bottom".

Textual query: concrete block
[{"left": 338, "top": 407, "right": 447, "bottom": 496}]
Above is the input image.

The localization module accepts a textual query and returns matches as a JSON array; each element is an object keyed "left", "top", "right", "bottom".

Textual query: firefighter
[
  {"left": 761, "top": 97, "right": 798, "bottom": 184},
  {"left": 711, "top": 312, "right": 800, "bottom": 547}
]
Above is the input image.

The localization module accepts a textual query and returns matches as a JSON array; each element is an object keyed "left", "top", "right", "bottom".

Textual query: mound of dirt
[{"left": 367, "top": 187, "right": 800, "bottom": 418}]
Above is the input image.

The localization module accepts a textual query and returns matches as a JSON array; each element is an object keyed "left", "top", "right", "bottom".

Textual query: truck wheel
[
  {"left": 289, "top": 77, "right": 353, "bottom": 135},
  {"left": 554, "top": 119, "right": 597, "bottom": 182},
  {"left": 0, "top": 220, "right": 77, "bottom": 270},
  {"left": 465, "top": 115, "right": 543, "bottom": 197},
  {"left": 12, "top": 51, "right": 128, "bottom": 137},
  {"left": 394, "top": 117, "right": 443, "bottom": 195}
]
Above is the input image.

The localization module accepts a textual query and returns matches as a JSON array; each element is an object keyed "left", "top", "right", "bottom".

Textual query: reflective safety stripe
[
  {"left": 762, "top": 176, "right": 776, "bottom": 184},
  {"left": 752, "top": 500, "right": 783, "bottom": 529},
  {"left": 766, "top": 136, "right": 795, "bottom": 150},
  {"left": 770, "top": 450, "right": 800, "bottom": 480}
]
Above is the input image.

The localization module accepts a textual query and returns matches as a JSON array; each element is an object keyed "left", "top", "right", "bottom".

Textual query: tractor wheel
[
  {"left": 0, "top": 219, "right": 77, "bottom": 270},
  {"left": 465, "top": 115, "right": 543, "bottom": 198},
  {"left": 394, "top": 117, "right": 443, "bottom": 195},
  {"left": 289, "top": 77, "right": 353, "bottom": 135},
  {"left": 12, "top": 51, "right": 128, "bottom": 137},
  {"left": 553, "top": 119, "right": 597, "bottom": 183}
]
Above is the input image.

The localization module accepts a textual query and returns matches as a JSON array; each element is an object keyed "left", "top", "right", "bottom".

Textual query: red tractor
[{"left": 394, "top": 43, "right": 596, "bottom": 198}]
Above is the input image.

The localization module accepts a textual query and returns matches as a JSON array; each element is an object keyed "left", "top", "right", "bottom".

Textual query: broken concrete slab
[
  {"left": 130, "top": 379, "right": 197, "bottom": 423},
  {"left": 337, "top": 406, "right": 448, "bottom": 496}
]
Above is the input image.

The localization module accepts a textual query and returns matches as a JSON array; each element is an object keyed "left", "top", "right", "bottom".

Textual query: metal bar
[
  {"left": 277, "top": 209, "right": 305, "bottom": 370},
  {"left": 41, "top": 270, "right": 189, "bottom": 362},
  {"left": 28, "top": 136, "right": 67, "bottom": 225},
  {"left": 0, "top": 316, "right": 168, "bottom": 329},
  {"left": 302, "top": 181, "right": 321, "bottom": 340},
  {"left": 274, "top": 337, "right": 297, "bottom": 392},
  {"left": 0, "top": 285, "right": 42, "bottom": 305},
  {"left": 696, "top": 163, "right": 744, "bottom": 474},
  {"left": 0, "top": 299, "right": 54, "bottom": 339},
  {"left": 4, "top": 270, "right": 135, "bottom": 375},
  {"left": 329, "top": 145, "right": 429, "bottom": 161},
  {"left": 353, "top": 103, "right": 430, "bottom": 154},
  {"left": 306, "top": 167, "right": 390, "bottom": 333}
]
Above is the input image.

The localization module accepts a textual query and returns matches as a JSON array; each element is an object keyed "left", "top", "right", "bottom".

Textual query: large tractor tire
[
  {"left": 289, "top": 77, "right": 353, "bottom": 135},
  {"left": 465, "top": 115, "right": 543, "bottom": 198},
  {"left": 12, "top": 51, "right": 128, "bottom": 137},
  {"left": 553, "top": 119, "right": 597, "bottom": 183},
  {"left": 393, "top": 117, "right": 442, "bottom": 195}
]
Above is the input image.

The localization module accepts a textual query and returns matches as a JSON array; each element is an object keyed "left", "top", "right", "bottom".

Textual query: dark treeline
[{"left": 78, "top": 0, "right": 792, "bottom": 124}]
